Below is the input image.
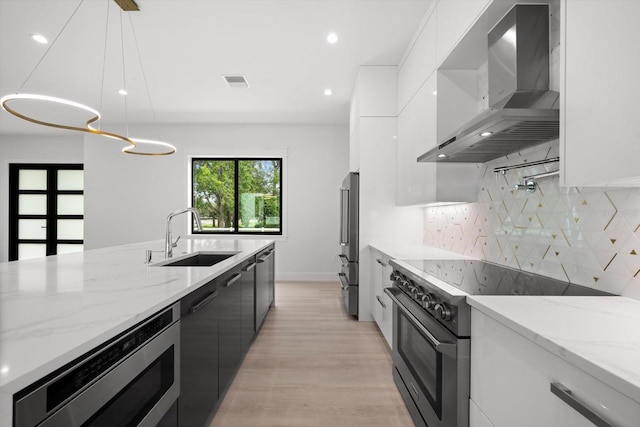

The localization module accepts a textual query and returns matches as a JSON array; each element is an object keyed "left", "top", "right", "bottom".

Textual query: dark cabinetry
[
  {"left": 179, "top": 279, "right": 219, "bottom": 427},
  {"left": 241, "top": 257, "right": 257, "bottom": 352},
  {"left": 217, "top": 265, "right": 243, "bottom": 395},
  {"left": 255, "top": 244, "right": 275, "bottom": 331},
  {"left": 179, "top": 246, "right": 274, "bottom": 426}
]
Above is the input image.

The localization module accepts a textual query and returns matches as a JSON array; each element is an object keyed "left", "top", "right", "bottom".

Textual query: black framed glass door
[{"left": 9, "top": 164, "right": 84, "bottom": 261}]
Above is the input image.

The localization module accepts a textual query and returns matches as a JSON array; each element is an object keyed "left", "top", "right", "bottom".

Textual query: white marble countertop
[
  {"left": 467, "top": 295, "right": 640, "bottom": 405},
  {"left": 0, "top": 237, "right": 273, "bottom": 426},
  {"left": 369, "top": 243, "right": 475, "bottom": 297},
  {"left": 369, "top": 242, "right": 473, "bottom": 262}
]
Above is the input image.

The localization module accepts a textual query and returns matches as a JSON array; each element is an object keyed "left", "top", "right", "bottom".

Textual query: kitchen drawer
[
  {"left": 471, "top": 308, "right": 640, "bottom": 427},
  {"left": 370, "top": 249, "right": 392, "bottom": 348}
]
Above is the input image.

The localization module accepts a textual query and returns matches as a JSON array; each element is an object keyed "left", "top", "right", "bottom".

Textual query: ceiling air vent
[{"left": 222, "top": 75, "right": 249, "bottom": 88}]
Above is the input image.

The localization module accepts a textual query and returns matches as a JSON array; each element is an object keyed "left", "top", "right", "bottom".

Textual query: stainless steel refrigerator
[{"left": 338, "top": 172, "right": 359, "bottom": 316}]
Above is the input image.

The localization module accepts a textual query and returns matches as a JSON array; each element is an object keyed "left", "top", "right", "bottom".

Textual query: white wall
[
  {"left": 84, "top": 123, "right": 349, "bottom": 281},
  {"left": 0, "top": 134, "right": 84, "bottom": 262}
]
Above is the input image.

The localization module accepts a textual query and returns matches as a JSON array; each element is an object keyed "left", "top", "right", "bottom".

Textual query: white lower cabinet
[
  {"left": 471, "top": 308, "right": 640, "bottom": 427},
  {"left": 370, "top": 248, "right": 392, "bottom": 347}
]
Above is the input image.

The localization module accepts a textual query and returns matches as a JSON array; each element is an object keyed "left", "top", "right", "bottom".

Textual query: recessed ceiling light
[
  {"left": 480, "top": 131, "right": 493, "bottom": 137},
  {"left": 118, "top": 89, "right": 128, "bottom": 95},
  {"left": 30, "top": 34, "right": 48, "bottom": 44},
  {"left": 327, "top": 33, "right": 338, "bottom": 44},
  {"left": 432, "top": 90, "right": 437, "bottom": 96},
  {"left": 324, "top": 88, "right": 333, "bottom": 96},
  {"left": 438, "top": 154, "right": 447, "bottom": 158}
]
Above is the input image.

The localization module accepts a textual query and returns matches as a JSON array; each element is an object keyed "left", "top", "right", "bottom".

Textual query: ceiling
[{"left": 0, "top": 0, "right": 431, "bottom": 136}]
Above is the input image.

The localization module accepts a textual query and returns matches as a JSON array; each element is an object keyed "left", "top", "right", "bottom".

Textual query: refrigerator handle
[{"left": 339, "top": 188, "right": 349, "bottom": 246}]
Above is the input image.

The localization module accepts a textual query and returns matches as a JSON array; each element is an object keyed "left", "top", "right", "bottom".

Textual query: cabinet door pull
[
  {"left": 376, "top": 258, "right": 387, "bottom": 267},
  {"left": 550, "top": 382, "right": 613, "bottom": 427},
  {"left": 376, "top": 295, "right": 387, "bottom": 308},
  {"left": 243, "top": 262, "right": 257, "bottom": 272},
  {"left": 224, "top": 273, "right": 242, "bottom": 287},
  {"left": 190, "top": 291, "right": 218, "bottom": 314},
  {"left": 258, "top": 251, "right": 273, "bottom": 263}
]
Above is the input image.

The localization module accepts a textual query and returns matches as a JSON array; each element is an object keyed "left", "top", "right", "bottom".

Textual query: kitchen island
[{"left": 0, "top": 238, "right": 274, "bottom": 427}]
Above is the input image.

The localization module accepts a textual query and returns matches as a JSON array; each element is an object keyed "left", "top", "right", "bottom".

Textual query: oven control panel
[{"left": 390, "top": 268, "right": 464, "bottom": 335}]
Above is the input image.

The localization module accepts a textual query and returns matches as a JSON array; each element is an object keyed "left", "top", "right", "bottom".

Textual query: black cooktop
[{"left": 400, "top": 259, "right": 612, "bottom": 297}]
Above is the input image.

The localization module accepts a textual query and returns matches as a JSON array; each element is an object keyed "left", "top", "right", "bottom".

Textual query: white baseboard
[{"left": 276, "top": 272, "right": 338, "bottom": 282}]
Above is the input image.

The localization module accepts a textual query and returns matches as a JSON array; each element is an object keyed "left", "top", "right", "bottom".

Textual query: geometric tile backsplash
[{"left": 423, "top": 140, "right": 640, "bottom": 299}]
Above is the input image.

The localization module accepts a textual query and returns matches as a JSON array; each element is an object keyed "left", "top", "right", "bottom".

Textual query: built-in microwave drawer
[{"left": 339, "top": 257, "right": 358, "bottom": 285}]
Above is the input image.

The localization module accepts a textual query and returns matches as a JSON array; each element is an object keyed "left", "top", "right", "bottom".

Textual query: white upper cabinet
[
  {"left": 397, "top": 3, "right": 437, "bottom": 113},
  {"left": 397, "top": 73, "right": 480, "bottom": 206},
  {"left": 353, "top": 66, "right": 397, "bottom": 118},
  {"left": 395, "top": 0, "right": 486, "bottom": 206},
  {"left": 397, "top": 74, "right": 437, "bottom": 205},
  {"left": 436, "top": 0, "right": 491, "bottom": 67},
  {"left": 350, "top": 66, "right": 397, "bottom": 172},
  {"left": 561, "top": 0, "right": 640, "bottom": 187}
]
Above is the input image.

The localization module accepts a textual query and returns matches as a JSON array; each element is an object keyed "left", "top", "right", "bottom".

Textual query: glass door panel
[
  {"left": 19, "top": 194, "right": 47, "bottom": 215},
  {"left": 57, "top": 195, "right": 84, "bottom": 215},
  {"left": 18, "top": 169, "right": 47, "bottom": 190},
  {"left": 18, "top": 219, "right": 47, "bottom": 239},
  {"left": 57, "top": 219, "right": 84, "bottom": 240},
  {"left": 57, "top": 169, "right": 84, "bottom": 190},
  {"left": 18, "top": 244, "right": 47, "bottom": 260}
]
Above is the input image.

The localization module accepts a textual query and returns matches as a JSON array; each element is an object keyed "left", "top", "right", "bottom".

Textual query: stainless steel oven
[
  {"left": 14, "top": 303, "right": 180, "bottom": 427},
  {"left": 385, "top": 286, "right": 469, "bottom": 427},
  {"left": 386, "top": 258, "right": 614, "bottom": 427}
]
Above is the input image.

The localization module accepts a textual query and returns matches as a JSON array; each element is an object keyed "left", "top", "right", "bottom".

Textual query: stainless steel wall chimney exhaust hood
[{"left": 418, "top": 4, "right": 559, "bottom": 163}]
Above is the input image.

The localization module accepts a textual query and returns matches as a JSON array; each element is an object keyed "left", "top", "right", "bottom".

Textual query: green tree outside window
[{"left": 193, "top": 158, "right": 282, "bottom": 234}]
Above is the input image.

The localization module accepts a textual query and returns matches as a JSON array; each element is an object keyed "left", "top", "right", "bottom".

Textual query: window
[
  {"left": 9, "top": 164, "right": 84, "bottom": 261},
  {"left": 192, "top": 158, "right": 282, "bottom": 235}
]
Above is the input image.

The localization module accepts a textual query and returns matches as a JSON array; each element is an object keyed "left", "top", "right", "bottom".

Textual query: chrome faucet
[{"left": 165, "top": 207, "right": 203, "bottom": 258}]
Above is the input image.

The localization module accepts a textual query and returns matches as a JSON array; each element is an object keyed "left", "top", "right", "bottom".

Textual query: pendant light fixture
[{"left": 0, "top": 0, "right": 176, "bottom": 156}]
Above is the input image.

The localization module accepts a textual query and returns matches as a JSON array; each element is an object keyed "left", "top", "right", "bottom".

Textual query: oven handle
[{"left": 384, "top": 288, "right": 457, "bottom": 359}]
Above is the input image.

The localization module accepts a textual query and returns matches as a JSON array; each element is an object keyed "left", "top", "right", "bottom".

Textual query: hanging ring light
[
  {"left": 123, "top": 138, "right": 176, "bottom": 156},
  {"left": 0, "top": 93, "right": 136, "bottom": 148},
  {"left": 0, "top": 0, "right": 175, "bottom": 156}
]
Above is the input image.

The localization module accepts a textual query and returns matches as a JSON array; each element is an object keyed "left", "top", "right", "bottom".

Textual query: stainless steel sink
[{"left": 154, "top": 252, "right": 239, "bottom": 267}]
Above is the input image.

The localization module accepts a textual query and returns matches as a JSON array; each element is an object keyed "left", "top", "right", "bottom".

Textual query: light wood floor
[{"left": 209, "top": 281, "right": 414, "bottom": 427}]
